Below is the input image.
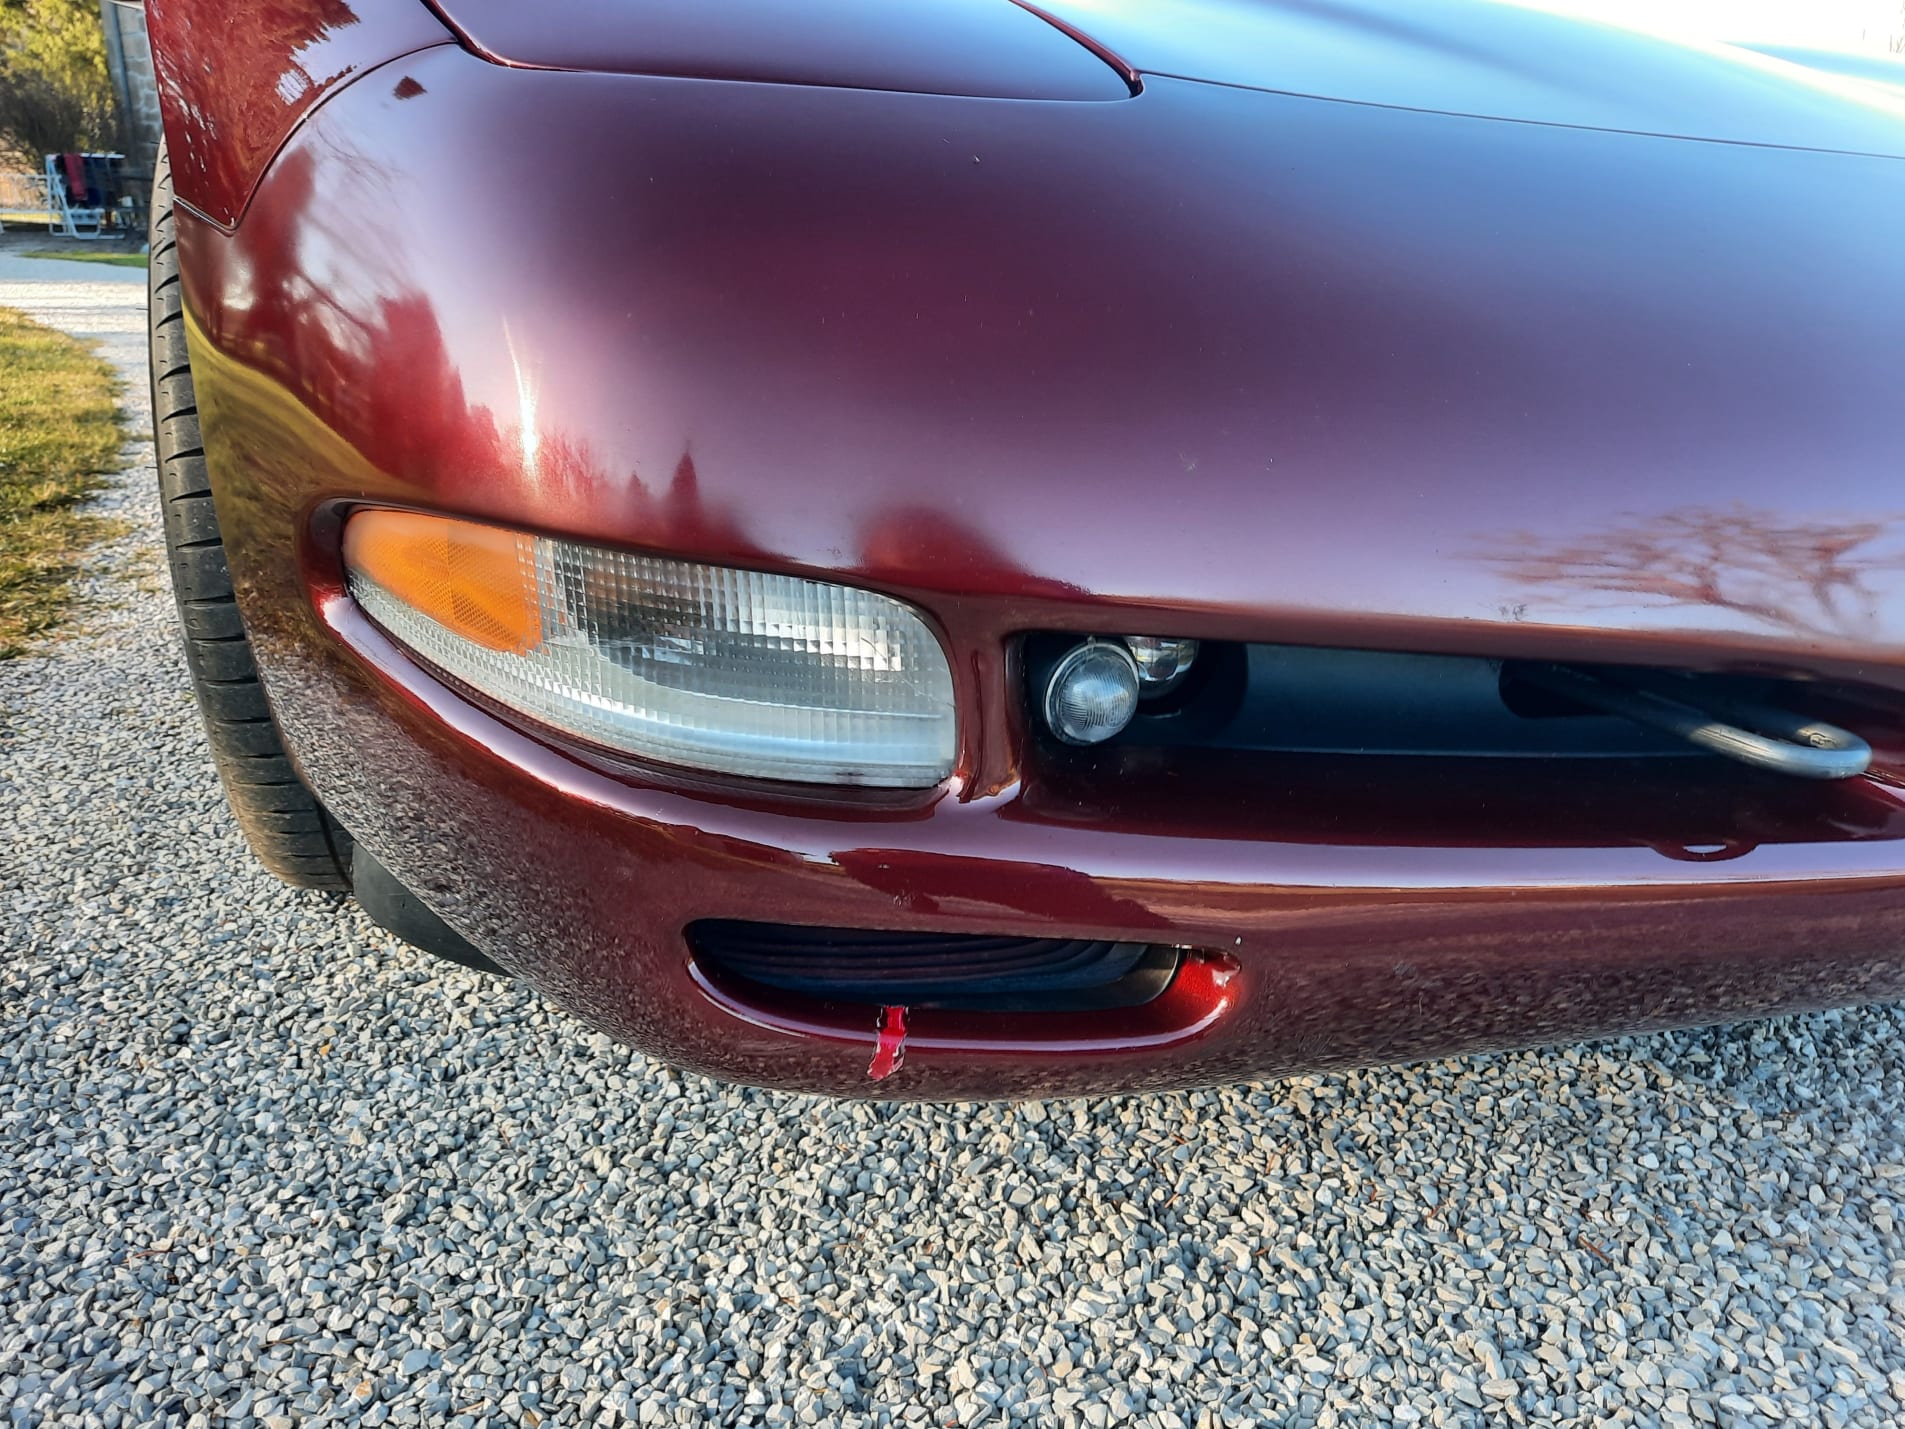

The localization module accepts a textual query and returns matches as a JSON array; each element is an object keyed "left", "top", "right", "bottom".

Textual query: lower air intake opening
[{"left": 688, "top": 921, "right": 1182, "bottom": 1012}]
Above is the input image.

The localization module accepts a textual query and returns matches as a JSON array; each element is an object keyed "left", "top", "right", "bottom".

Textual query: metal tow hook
[{"left": 1514, "top": 663, "right": 1873, "bottom": 781}]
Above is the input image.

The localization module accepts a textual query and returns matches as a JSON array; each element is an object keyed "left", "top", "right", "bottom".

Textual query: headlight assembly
[{"left": 342, "top": 510, "right": 957, "bottom": 788}]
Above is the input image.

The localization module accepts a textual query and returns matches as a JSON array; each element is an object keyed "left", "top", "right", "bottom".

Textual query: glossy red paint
[
  {"left": 159, "top": 12, "right": 1905, "bottom": 1095},
  {"left": 200, "top": 588, "right": 1905, "bottom": 1098},
  {"left": 426, "top": 0, "right": 1132, "bottom": 99},
  {"left": 146, "top": 0, "right": 452, "bottom": 227}
]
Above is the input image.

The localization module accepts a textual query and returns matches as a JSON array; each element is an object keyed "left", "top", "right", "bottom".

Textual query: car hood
[
  {"left": 421, "top": 0, "right": 1130, "bottom": 100},
  {"left": 192, "top": 38, "right": 1905, "bottom": 679},
  {"left": 1036, "top": 0, "right": 1905, "bottom": 157}
]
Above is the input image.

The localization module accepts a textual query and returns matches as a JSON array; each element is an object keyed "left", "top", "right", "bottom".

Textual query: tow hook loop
[{"left": 1514, "top": 663, "right": 1872, "bottom": 780}]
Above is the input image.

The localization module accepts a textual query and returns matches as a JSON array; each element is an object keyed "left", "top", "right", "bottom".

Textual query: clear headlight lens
[{"left": 342, "top": 510, "right": 957, "bottom": 787}]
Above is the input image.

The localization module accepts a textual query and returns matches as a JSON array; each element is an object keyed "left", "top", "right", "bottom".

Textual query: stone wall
[{"left": 100, "top": 0, "right": 160, "bottom": 186}]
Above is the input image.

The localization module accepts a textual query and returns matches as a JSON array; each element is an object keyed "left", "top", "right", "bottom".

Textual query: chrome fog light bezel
[{"left": 1124, "top": 635, "right": 1201, "bottom": 697}]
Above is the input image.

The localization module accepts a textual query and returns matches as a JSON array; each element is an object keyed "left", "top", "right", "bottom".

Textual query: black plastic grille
[{"left": 689, "top": 921, "right": 1180, "bottom": 1011}]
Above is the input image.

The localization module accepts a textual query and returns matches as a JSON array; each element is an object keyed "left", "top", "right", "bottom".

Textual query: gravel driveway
[{"left": 4, "top": 260, "right": 1905, "bottom": 1429}]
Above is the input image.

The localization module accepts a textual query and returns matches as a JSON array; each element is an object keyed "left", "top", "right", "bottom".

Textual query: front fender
[{"left": 147, "top": 0, "right": 453, "bottom": 226}]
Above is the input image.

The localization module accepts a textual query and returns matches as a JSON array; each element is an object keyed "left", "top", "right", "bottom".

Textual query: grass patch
[
  {"left": 0, "top": 305, "right": 132, "bottom": 657},
  {"left": 21, "top": 248, "right": 147, "bottom": 269}
]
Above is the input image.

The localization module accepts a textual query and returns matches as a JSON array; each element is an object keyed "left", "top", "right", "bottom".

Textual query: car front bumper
[
  {"left": 228, "top": 587, "right": 1905, "bottom": 1098},
  {"left": 172, "top": 47, "right": 1905, "bottom": 1097}
]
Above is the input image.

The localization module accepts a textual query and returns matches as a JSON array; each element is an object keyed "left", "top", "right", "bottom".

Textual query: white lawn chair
[{"left": 44, "top": 153, "right": 117, "bottom": 239}]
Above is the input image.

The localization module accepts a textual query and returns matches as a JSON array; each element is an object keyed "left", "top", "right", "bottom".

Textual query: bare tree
[
  {"left": 0, "top": 65, "right": 107, "bottom": 164},
  {"left": 0, "top": 0, "right": 119, "bottom": 164},
  {"left": 1479, "top": 504, "right": 1901, "bottom": 642}
]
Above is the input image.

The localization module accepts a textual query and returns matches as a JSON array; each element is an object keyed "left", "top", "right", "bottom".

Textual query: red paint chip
[{"left": 868, "top": 1004, "right": 908, "bottom": 1081}]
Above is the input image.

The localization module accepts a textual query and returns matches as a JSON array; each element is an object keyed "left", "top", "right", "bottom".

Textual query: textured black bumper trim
[{"left": 689, "top": 921, "right": 1181, "bottom": 1011}]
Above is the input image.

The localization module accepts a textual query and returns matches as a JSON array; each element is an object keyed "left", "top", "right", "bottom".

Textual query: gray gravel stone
[{"left": 5, "top": 251, "right": 1905, "bottom": 1429}]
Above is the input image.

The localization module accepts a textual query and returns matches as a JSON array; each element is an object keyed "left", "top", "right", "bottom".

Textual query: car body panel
[
  {"left": 155, "top": 17, "right": 1905, "bottom": 1094},
  {"left": 233, "top": 587, "right": 1905, "bottom": 1098},
  {"left": 1737, "top": 45, "right": 1905, "bottom": 96},
  {"left": 180, "top": 50, "right": 1905, "bottom": 695},
  {"left": 146, "top": 0, "right": 454, "bottom": 227},
  {"left": 426, "top": 0, "right": 1133, "bottom": 99},
  {"left": 1034, "top": 0, "right": 1905, "bottom": 156}
]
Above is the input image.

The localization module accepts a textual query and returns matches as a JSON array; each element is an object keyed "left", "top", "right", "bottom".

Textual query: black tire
[{"left": 149, "top": 145, "right": 354, "bottom": 889}]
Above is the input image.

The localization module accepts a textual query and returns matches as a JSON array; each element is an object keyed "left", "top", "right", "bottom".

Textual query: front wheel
[{"left": 148, "top": 144, "right": 353, "bottom": 889}]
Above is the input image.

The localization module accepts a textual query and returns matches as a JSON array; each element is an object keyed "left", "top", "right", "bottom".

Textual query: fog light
[
  {"left": 1125, "top": 636, "right": 1200, "bottom": 696},
  {"left": 1043, "top": 640, "right": 1140, "bottom": 745},
  {"left": 343, "top": 510, "right": 956, "bottom": 787}
]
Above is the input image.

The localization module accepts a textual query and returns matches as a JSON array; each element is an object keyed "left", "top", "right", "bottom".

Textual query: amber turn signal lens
[{"left": 341, "top": 510, "right": 541, "bottom": 654}]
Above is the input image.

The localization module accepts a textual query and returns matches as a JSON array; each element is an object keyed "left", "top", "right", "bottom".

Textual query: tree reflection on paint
[{"left": 1482, "top": 504, "right": 1902, "bottom": 641}]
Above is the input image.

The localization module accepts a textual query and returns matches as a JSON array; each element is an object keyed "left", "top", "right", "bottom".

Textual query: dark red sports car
[{"left": 146, "top": 0, "right": 1905, "bottom": 1097}]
